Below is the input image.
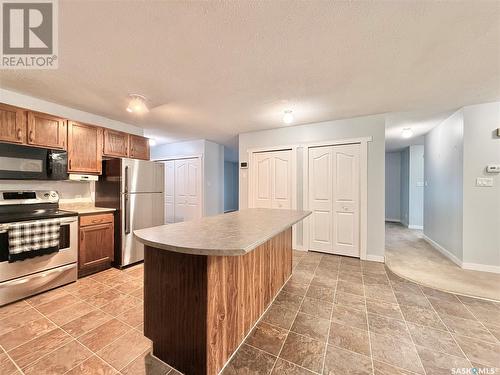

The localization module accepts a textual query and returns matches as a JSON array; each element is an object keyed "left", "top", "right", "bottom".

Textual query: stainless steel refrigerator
[{"left": 95, "top": 158, "right": 164, "bottom": 267}]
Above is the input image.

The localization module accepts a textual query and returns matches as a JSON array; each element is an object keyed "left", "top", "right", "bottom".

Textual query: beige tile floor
[
  {"left": 1, "top": 250, "right": 499, "bottom": 375},
  {"left": 385, "top": 222, "right": 500, "bottom": 301}
]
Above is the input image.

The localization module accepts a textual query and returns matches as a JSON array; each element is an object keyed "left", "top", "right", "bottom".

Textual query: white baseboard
[
  {"left": 462, "top": 262, "right": 500, "bottom": 274},
  {"left": 408, "top": 225, "right": 423, "bottom": 230},
  {"left": 365, "top": 254, "right": 385, "bottom": 263},
  {"left": 423, "top": 235, "right": 462, "bottom": 267}
]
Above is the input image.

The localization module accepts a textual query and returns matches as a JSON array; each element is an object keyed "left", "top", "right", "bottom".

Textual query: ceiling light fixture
[
  {"left": 401, "top": 128, "right": 413, "bottom": 139},
  {"left": 126, "top": 94, "right": 149, "bottom": 114},
  {"left": 283, "top": 110, "right": 294, "bottom": 124}
]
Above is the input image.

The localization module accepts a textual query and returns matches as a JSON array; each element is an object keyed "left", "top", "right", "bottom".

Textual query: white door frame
[
  {"left": 303, "top": 137, "right": 370, "bottom": 260},
  {"left": 156, "top": 154, "right": 204, "bottom": 219}
]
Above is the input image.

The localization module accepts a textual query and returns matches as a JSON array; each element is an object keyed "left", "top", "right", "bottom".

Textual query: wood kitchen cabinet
[
  {"left": 27, "top": 111, "right": 67, "bottom": 150},
  {"left": 79, "top": 213, "right": 114, "bottom": 277},
  {"left": 129, "top": 134, "right": 150, "bottom": 160},
  {"left": 68, "top": 121, "right": 103, "bottom": 174},
  {"left": 103, "top": 128, "right": 129, "bottom": 157},
  {"left": 0, "top": 103, "right": 26, "bottom": 144}
]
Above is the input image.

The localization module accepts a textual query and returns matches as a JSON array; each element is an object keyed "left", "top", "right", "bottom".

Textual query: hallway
[{"left": 385, "top": 223, "right": 500, "bottom": 301}]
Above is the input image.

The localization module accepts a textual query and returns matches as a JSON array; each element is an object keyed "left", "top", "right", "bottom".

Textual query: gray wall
[
  {"left": 400, "top": 148, "right": 410, "bottom": 227},
  {"left": 462, "top": 102, "right": 500, "bottom": 268},
  {"left": 409, "top": 145, "right": 424, "bottom": 228},
  {"left": 204, "top": 141, "right": 225, "bottom": 216},
  {"left": 239, "top": 114, "right": 386, "bottom": 258},
  {"left": 224, "top": 161, "right": 239, "bottom": 212},
  {"left": 424, "top": 110, "right": 464, "bottom": 260},
  {"left": 385, "top": 152, "right": 401, "bottom": 222}
]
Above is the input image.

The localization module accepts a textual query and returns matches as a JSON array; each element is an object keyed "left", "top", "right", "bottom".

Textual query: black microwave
[{"left": 0, "top": 143, "right": 68, "bottom": 180}]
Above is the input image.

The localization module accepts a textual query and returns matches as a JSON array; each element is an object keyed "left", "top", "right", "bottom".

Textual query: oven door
[
  {"left": 0, "top": 143, "right": 68, "bottom": 180},
  {"left": 0, "top": 216, "right": 78, "bottom": 283}
]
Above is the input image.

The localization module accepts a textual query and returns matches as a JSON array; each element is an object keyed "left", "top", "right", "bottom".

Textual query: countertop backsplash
[{"left": 0, "top": 180, "right": 95, "bottom": 205}]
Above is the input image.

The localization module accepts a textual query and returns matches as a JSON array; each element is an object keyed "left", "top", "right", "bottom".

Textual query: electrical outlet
[{"left": 476, "top": 177, "right": 494, "bottom": 187}]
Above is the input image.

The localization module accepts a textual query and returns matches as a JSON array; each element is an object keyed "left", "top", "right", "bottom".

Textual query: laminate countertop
[
  {"left": 60, "top": 205, "right": 116, "bottom": 215},
  {"left": 134, "top": 208, "right": 311, "bottom": 256}
]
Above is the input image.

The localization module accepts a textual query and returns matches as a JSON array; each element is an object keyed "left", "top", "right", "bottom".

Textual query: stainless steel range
[{"left": 0, "top": 191, "right": 78, "bottom": 306}]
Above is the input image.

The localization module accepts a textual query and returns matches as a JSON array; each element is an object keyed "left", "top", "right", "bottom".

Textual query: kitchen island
[{"left": 134, "top": 208, "right": 310, "bottom": 375}]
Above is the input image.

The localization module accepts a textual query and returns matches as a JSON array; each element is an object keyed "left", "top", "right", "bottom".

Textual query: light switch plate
[{"left": 476, "top": 177, "right": 494, "bottom": 187}]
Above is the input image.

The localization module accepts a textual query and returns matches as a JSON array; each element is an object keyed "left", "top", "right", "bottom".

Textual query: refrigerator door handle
[
  {"left": 124, "top": 193, "right": 131, "bottom": 235},
  {"left": 124, "top": 165, "right": 129, "bottom": 194}
]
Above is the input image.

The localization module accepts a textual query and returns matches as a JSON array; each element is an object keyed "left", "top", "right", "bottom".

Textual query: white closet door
[
  {"left": 174, "top": 158, "right": 202, "bottom": 222},
  {"left": 308, "top": 146, "right": 333, "bottom": 252},
  {"left": 174, "top": 159, "right": 188, "bottom": 222},
  {"left": 272, "top": 150, "right": 292, "bottom": 209},
  {"left": 252, "top": 150, "right": 292, "bottom": 209},
  {"left": 254, "top": 152, "right": 273, "bottom": 208},
  {"left": 332, "top": 144, "right": 360, "bottom": 257},
  {"left": 164, "top": 160, "right": 175, "bottom": 223},
  {"left": 184, "top": 158, "right": 202, "bottom": 221}
]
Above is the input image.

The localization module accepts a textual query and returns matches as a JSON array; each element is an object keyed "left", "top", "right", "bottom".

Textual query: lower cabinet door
[{"left": 79, "top": 222, "right": 114, "bottom": 275}]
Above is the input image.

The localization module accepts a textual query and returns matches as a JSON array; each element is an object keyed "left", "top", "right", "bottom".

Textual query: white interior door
[
  {"left": 308, "top": 144, "right": 360, "bottom": 257},
  {"left": 164, "top": 160, "right": 175, "bottom": 223},
  {"left": 252, "top": 150, "right": 292, "bottom": 209},
  {"left": 173, "top": 158, "right": 202, "bottom": 222},
  {"left": 272, "top": 151, "right": 292, "bottom": 209},
  {"left": 308, "top": 146, "right": 333, "bottom": 252},
  {"left": 254, "top": 152, "right": 273, "bottom": 208},
  {"left": 332, "top": 144, "right": 360, "bottom": 257},
  {"left": 185, "top": 158, "right": 202, "bottom": 220}
]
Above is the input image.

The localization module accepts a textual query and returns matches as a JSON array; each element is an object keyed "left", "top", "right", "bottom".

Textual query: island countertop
[{"left": 134, "top": 208, "right": 311, "bottom": 256}]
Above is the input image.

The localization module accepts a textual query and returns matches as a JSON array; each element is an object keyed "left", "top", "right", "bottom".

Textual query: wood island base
[{"left": 143, "top": 228, "right": 292, "bottom": 375}]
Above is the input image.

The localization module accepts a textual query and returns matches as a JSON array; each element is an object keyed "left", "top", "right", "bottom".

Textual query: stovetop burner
[
  {"left": 0, "top": 190, "right": 78, "bottom": 224},
  {"left": 0, "top": 209, "right": 78, "bottom": 224}
]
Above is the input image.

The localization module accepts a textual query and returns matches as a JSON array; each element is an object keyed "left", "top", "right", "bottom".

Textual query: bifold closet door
[
  {"left": 309, "top": 146, "right": 334, "bottom": 252},
  {"left": 252, "top": 150, "right": 292, "bottom": 209},
  {"left": 174, "top": 158, "right": 202, "bottom": 222},
  {"left": 164, "top": 161, "right": 175, "bottom": 224},
  {"left": 309, "top": 144, "right": 360, "bottom": 257},
  {"left": 164, "top": 158, "right": 202, "bottom": 224}
]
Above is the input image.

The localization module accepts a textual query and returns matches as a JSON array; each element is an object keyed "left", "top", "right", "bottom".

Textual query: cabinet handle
[
  {"left": 29, "top": 130, "right": 34, "bottom": 143},
  {"left": 81, "top": 232, "right": 84, "bottom": 241},
  {"left": 91, "top": 219, "right": 102, "bottom": 224},
  {"left": 69, "top": 160, "right": 72, "bottom": 169},
  {"left": 16, "top": 128, "right": 22, "bottom": 140}
]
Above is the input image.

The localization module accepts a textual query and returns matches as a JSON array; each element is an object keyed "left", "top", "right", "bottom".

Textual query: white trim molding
[
  {"left": 423, "top": 235, "right": 463, "bottom": 267},
  {"left": 365, "top": 254, "right": 385, "bottom": 263},
  {"left": 462, "top": 263, "right": 500, "bottom": 274},
  {"left": 408, "top": 225, "right": 423, "bottom": 230}
]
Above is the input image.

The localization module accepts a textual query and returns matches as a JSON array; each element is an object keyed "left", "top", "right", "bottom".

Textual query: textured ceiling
[{"left": 0, "top": 1, "right": 499, "bottom": 149}]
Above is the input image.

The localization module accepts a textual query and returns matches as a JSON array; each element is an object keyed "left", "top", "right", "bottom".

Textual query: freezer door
[
  {"left": 121, "top": 158, "right": 164, "bottom": 194},
  {"left": 122, "top": 192, "right": 164, "bottom": 266}
]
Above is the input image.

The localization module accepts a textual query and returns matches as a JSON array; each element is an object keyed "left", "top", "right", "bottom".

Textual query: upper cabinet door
[
  {"left": 129, "top": 135, "right": 150, "bottom": 160},
  {"left": 67, "top": 121, "right": 103, "bottom": 174},
  {"left": 27, "top": 111, "right": 67, "bottom": 150},
  {"left": 0, "top": 103, "right": 26, "bottom": 144},
  {"left": 103, "top": 129, "right": 129, "bottom": 157}
]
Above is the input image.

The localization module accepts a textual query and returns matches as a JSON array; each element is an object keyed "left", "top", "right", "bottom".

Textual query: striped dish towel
[{"left": 8, "top": 219, "right": 61, "bottom": 262}]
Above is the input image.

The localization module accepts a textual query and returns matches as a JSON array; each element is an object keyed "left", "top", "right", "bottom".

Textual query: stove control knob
[
  {"left": 51, "top": 193, "right": 57, "bottom": 197},
  {"left": 44, "top": 193, "right": 50, "bottom": 197}
]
